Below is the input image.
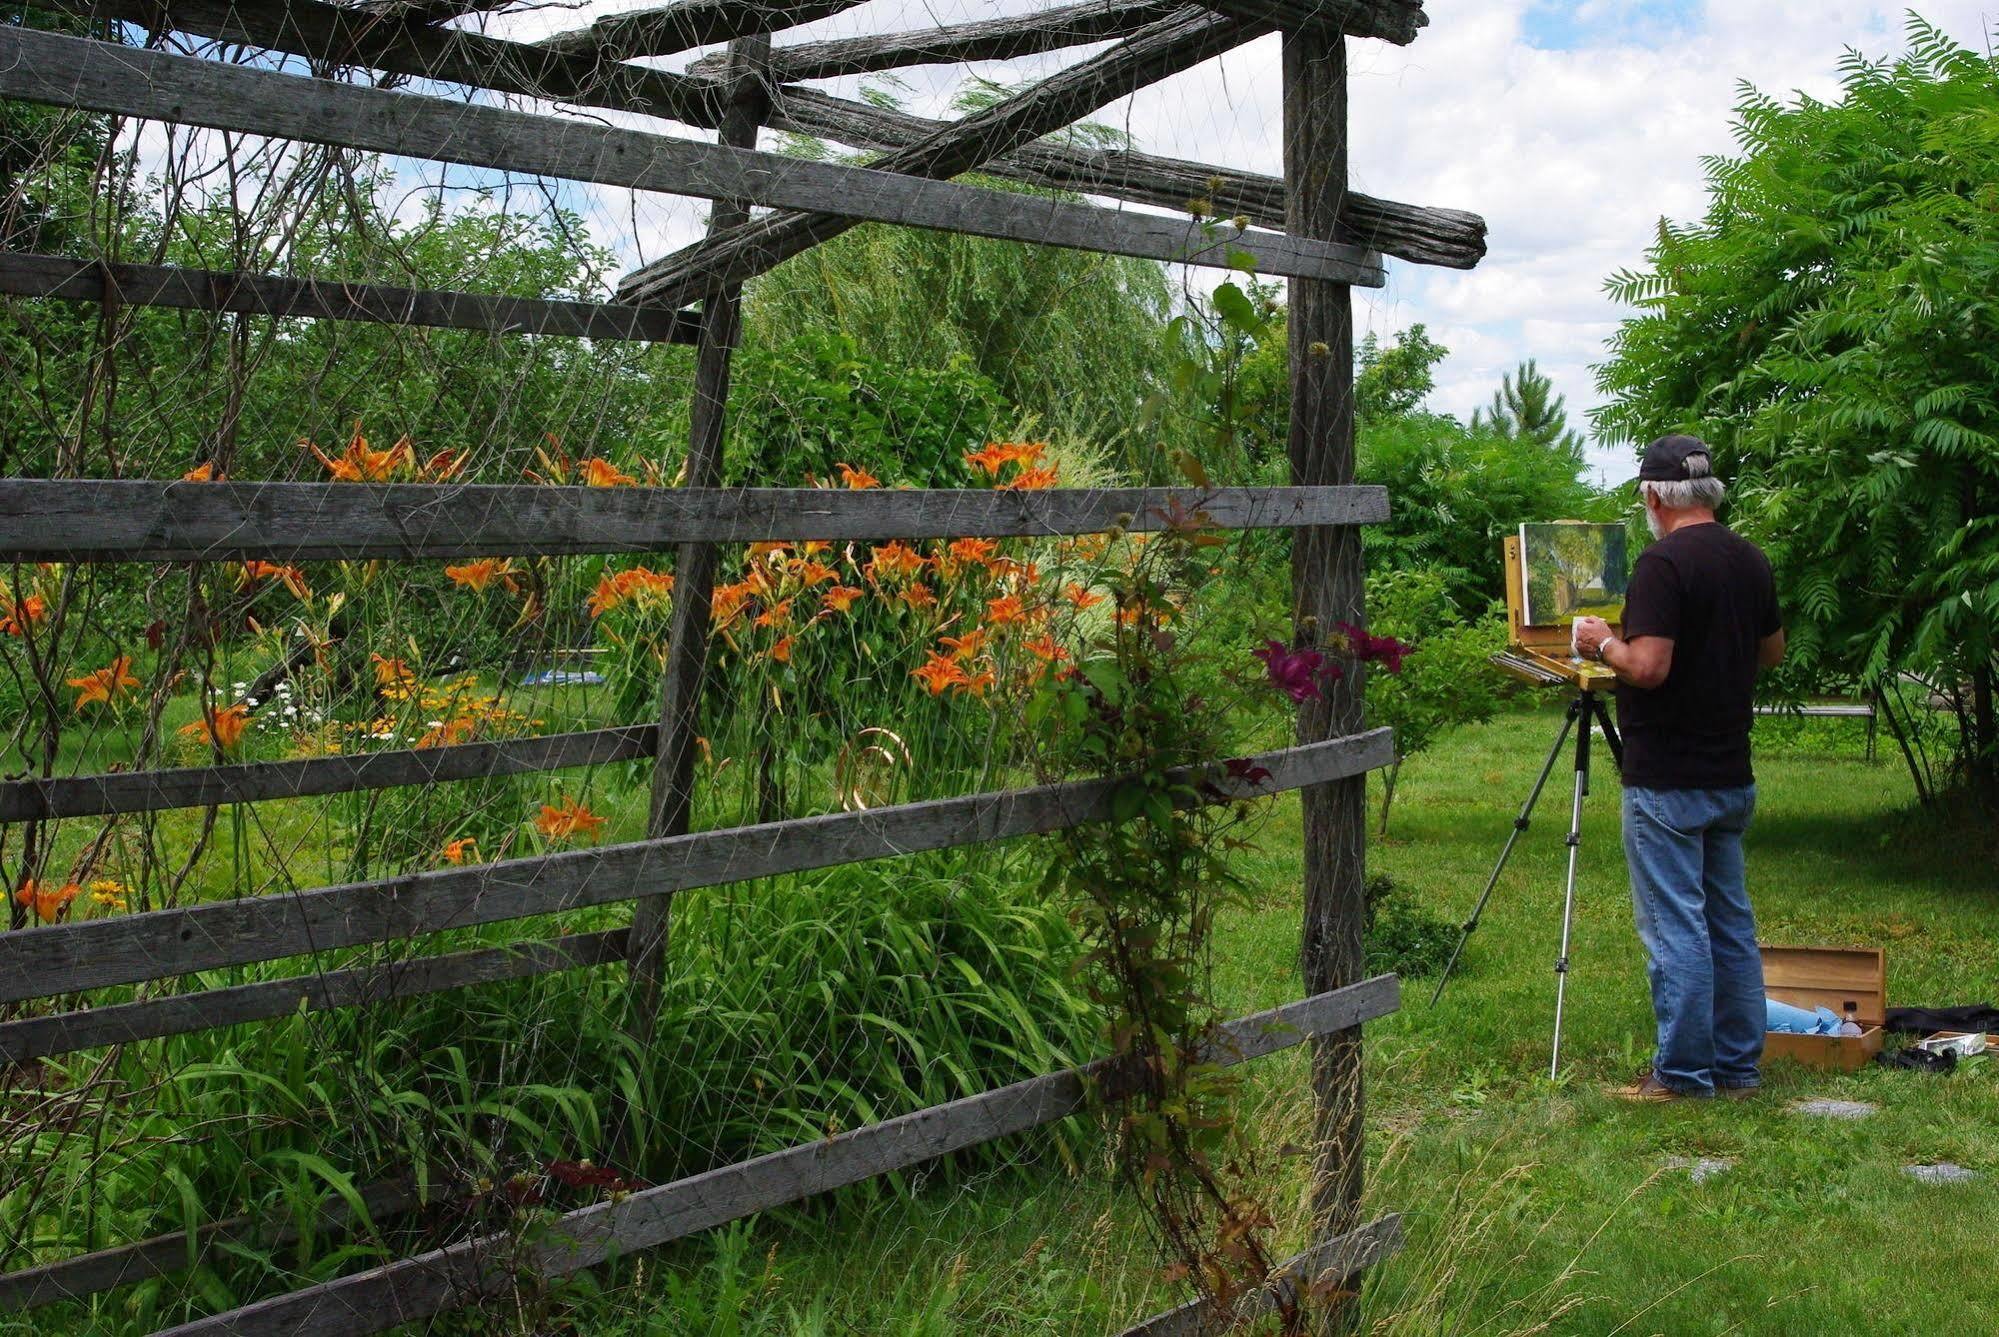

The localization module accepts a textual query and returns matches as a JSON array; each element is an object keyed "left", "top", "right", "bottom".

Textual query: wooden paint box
[{"left": 1761, "top": 944, "right": 1885, "bottom": 1071}]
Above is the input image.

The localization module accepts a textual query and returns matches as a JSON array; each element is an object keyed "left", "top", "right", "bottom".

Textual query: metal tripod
[{"left": 1430, "top": 687, "right": 1624, "bottom": 1077}]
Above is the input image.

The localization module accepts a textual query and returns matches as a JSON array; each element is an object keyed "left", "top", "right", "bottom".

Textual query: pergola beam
[
  {"left": 766, "top": 86, "right": 1486, "bottom": 269},
  {"left": 688, "top": 0, "right": 1183, "bottom": 81},
  {"left": 616, "top": 4, "right": 1270, "bottom": 306},
  {"left": 536, "top": 0, "right": 868, "bottom": 62}
]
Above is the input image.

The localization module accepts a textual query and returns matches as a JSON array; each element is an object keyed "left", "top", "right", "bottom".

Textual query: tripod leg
[
  {"left": 1430, "top": 699, "right": 1579, "bottom": 1006},
  {"left": 1549, "top": 694, "right": 1596, "bottom": 1078}
]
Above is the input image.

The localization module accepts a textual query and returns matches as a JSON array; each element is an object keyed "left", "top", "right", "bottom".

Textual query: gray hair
[{"left": 1640, "top": 451, "right": 1726, "bottom": 510}]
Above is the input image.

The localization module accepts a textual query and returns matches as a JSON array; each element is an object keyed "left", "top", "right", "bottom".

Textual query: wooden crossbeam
[
  {"left": 765, "top": 86, "right": 1486, "bottom": 269},
  {"left": 63, "top": 0, "right": 728, "bottom": 125},
  {"left": 615, "top": 5, "right": 1276, "bottom": 306},
  {"left": 1118, "top": 1215, "right": 1406, "bottom": 1336},
  {"left": 0, "top": 481, "right": 1388, "bottom": 562},
  {"left": 1195, "top": 0, "right": 1425, "bottom": 43},
  {"left": 0, "top": 726, "right": 655, "bottom": 822},
  {"left": 0, "top": 930, "right": 630, "bottom": 1065},
  {"left": 57, "top": 0, "right": 1479, "bottom": 270},
  {"left": 148, "top": 975, "right": 1401, "bottom": 1337},
  {"left": 688, "top": 0, "right": 1184, "bottom": 81},
  {"left": 0, "top": 730, "right": 1393, "bottom": 1003},
  {"left": 0, "top": 28, "right": 1378, "bottom": 286},
  {"left": 537, "top": 0, "right": 866, "bottom": 61},
  {"left": 0, "top": 253, "right": 702, "bottom": 342}
]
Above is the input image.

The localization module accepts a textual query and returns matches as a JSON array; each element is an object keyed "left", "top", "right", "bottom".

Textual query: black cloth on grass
[{"left": 1884, "top": 1004, "right": 1999, "bottom": 1035}]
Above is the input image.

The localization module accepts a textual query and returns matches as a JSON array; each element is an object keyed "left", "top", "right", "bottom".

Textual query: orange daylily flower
[
  {"left": 946, "top": 537, "right": 998, "bottom": 567},
  {"left": 581, "top": 457, "right": 637, "bottom": 487},
  {"left": 800, "top": 541, "right": 832, "bottom": 557},
  {"left": 1000, "top": 441, "right": 1048, "bottom": 466},
  {"left": 963, "top": 443, "right": 1013, "bottom": 476},
  {"left": 835, "top": 463, "right": 881, "bottom": 490},
  {"left": 589, "top": 566, "right": 674, "bottom": 618},
  {"left": 712, "top": 580, "right": 758, "bottom": 628},
  {"left": 822, "top": 585, "right": 864, "bottom": 614},
  {"left": 770, "top": 634, "right": 796, "bottom": 664},
  {"left": 441, "top": 837, "right": 480, "bottom": 866},
  {"left": 957, "top": 669, "right": 996, "bottom": 698},
  {"left": 14, "top": 879, "right": 81, "bottom": 924},
  {"left": 179, "top": 703, "right": 251, "bottom": 751},
  {"left": 182, "top": 462, "right": 223, "bottom": 482},
  {"left": 754, "top": 599, "right": 794, "bottom": 629},
  {"left": 1024, "top": 633, "right": 1069, "bottom": 663},
  {"left": 1065, "top": 584, "right": 1105, "bottom": 610},
  {"left": 795, "top": 561, "right": 839, "bottom": 588},
  {"left": 307, "top": 425, "right": 412, "bottom": 482},
  {"left": 445, "top": 558, "right": 517, "bottom": 593},
  {"left": 1001, "top": 465, "right": 1059, "bottom": 491},
  {"left": 911, "top": 653, "right": 969, "bottom": 696},
  {"left": 422, "top": 448, "right": 467, "bottom": 482},
  {"left": 67, "top": 656, "right": 141, "bottom": 712},
  {"left": 901, "top": 584, "right": 937, "bottom": 610},
  {"left": 535, "top": 796, "right": 608, "bottom": 844},
  {"left": 867, "top": 542, "right": 926, "bottom": 581},
  {"left": 2, "top": 593, "right": 47, "bottom": 636},
  {"left": 240, "top": 560, "right": 311, "bottom": 601},
  {"left": 985, "top": 595, "right": 1026, "bottom": 626},
  {"left": 417, "top": 717, "right": 477, "bottom": 749},
  {"left": 939, "top": 629, "right": 987, "bottom": 661}
]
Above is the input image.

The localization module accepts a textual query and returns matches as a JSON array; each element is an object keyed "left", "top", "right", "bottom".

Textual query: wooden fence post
[
  {"left": 1284, "top": 20, "right": 1370, "bottom": 1298},
  {"left": 624, "top": 35, "right": 772, "bottom": 1088}
]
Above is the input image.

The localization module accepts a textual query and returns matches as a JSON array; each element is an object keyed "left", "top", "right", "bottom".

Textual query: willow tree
[{"left": 1594, "top": 16, "right": 1999, "bottom": 796}]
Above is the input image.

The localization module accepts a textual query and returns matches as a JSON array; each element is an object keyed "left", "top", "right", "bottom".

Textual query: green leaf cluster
[{"left": 1593, "top": 15, "right": 1999, "bottom": 785}]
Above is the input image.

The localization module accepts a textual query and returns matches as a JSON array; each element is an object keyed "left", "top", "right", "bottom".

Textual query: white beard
[{"left": 1644, "top": 504, "right": 1665, "bottom": 540}]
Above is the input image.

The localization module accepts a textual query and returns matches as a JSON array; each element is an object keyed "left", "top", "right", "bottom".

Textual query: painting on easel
[{"left": 1518, "top": 522, "right": 1630, "bottom": 626}]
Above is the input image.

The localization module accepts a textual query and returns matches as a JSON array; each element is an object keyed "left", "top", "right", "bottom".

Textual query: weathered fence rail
[
  {"left": 0, "top": 729, "right": 1393, "bottom": 1006},
  {"left": 0, "top": 253, "right": 704, "bottom": 342},
  {"left": 0, "top": 481, "right": 1388, "bottom": 562},
  {"left": 140, "top": 976, "right": 1401, "bottom": 1337}
]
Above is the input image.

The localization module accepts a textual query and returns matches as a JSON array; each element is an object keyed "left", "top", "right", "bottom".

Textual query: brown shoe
[{"left": 1610, "top": 1071, "right": 1687, "bottom": 1103}]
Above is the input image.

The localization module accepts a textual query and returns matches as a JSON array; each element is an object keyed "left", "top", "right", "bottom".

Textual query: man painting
[{"left": 1574, "top": 434, "right": 1786, "bottom": 1102}]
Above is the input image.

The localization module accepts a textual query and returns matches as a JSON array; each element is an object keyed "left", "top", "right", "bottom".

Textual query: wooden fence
[{"left": 0, "top": 0, "right": 1483, "bottom": 1328}]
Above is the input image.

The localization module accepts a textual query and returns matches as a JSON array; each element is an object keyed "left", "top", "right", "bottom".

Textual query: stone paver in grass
[
  {"left": 1787, "top": 1098, "right": 1877, "bottom": 1120},
  {"left": 1664, "top": 1155, "right": 1734, "bottom": 1183},
  {"left": 1904, "top": 1163, "right": 1979, "bottom": 1184}
]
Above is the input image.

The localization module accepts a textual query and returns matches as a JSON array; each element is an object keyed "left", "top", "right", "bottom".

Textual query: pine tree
[{"left": 1472, "top": 359, "right": 1585, "bottom": 461}]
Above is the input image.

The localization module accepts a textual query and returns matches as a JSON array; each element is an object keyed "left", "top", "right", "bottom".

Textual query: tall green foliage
[
  {"left": 744, "top": 194, "right": 1171, "bottom": 444},
  {"left": 1359, "top": 413, "right": 1603, "bottom": 611},
  {"left": 1593, "top": 16, "right": 1999, "bottom": 791}
]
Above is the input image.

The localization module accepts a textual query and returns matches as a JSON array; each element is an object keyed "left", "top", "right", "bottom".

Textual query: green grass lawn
[{"left": 594, "top": 702, "right": 1999, "bottom": 1334}]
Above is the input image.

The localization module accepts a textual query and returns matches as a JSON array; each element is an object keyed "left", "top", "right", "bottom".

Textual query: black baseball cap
[{"left": 1638, "top": 434, "right": 1712, "bottom": 481}]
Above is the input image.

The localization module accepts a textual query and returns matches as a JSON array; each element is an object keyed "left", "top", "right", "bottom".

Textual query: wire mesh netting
[{"left": 0, "top": 1, "right": 1428, "bottom": 1331}]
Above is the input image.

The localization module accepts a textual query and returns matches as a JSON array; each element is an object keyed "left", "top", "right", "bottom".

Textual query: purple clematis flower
[{"left": 1254, "top": 639, "right": 1336, "bottom": 703}]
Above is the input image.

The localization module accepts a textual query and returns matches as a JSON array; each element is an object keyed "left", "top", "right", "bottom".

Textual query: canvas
[{"left": 1519, "top": 522, "right": 1629, "bottom": 626}]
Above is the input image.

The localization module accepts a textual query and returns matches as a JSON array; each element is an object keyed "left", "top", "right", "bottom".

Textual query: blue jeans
[{"left": 1622, "top": 785, "right": 1764, "bottom": 1095}]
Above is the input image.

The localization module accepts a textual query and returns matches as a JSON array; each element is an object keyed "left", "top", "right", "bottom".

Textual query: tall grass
[{"left": 4, "top": 850, "right": 1094, "bottom": 1333}]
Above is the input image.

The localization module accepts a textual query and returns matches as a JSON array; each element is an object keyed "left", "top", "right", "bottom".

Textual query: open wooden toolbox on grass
[{"left": 1762, "top": 944, "right": 1886, "bottom": 1070}]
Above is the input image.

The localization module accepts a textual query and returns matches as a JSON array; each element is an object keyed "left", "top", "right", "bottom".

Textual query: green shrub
[{"left": 1364, "top": 873, "right": 1459, "bottom": 980}]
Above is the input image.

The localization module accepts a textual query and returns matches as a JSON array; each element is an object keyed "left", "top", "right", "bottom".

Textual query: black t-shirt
[{"left": 1614, "top": 522, "right": 1781, "bottom": 790}]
